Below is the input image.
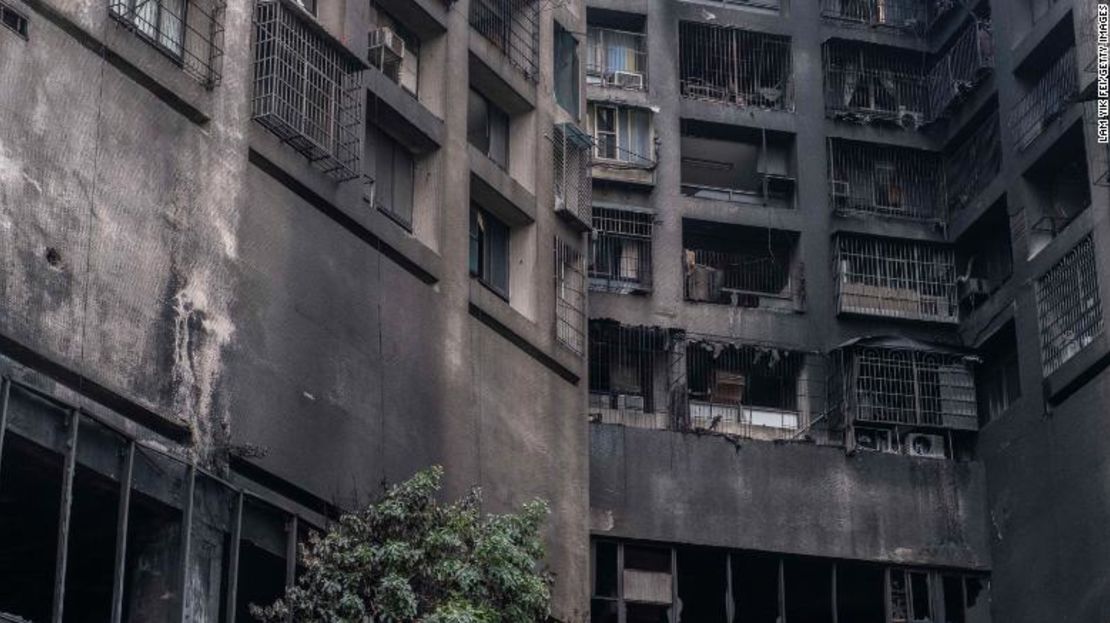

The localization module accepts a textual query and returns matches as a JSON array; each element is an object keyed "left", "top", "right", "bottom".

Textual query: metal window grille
[
  {"left": 469, "top": 0, "right": 539, "bottom": 82},
  {"left": 828, "top": 138, "right": 945, "bottom": 222},
  {"left": 944, "top": 110, "right": 1001, "bottom": 213},
  {"left": 1036, "top": 236, "right": 1104, "bottom": 374},
  {"left": 681, "top": 335, "right": 818, "bottom": 440},
  {"left": 553, "top": 123, "right": 593, "bottom": 230},
  {"left": 252, "top": 0, "right": 364, "bottom": 181},
  {"left": 590, "top": 208, "right": 653, "bottom": 293},
  {"left": 819, "top": 0, "right": 935, "bottom": 33},
  {"left": 678, "top": 22, "right": 794, "bottom": 111},
  {"left": 684, "top": 224, "right": 803, "bottom": 310},
  {"left": 555, "top": 238, "right": 587, "bottom": 355},
  {"left": 1009, "top": 47, "right": 1077, "bottom": 152},
  {"left": 823, "top": 40, "right": 929, "bottom": 129},
  {"left": 586, "top": 27, "right": 647, "bottom": 89},
  {"left": 926, "top": 20, "right": 994, "bottom": 120},
  {"left": 834, "top": 235, "right": 958, "bottom": 323},
  {"left": 588, "top": 321, "right": 672, "bottom": 430},
  {"left": 832, "top": 344, "right": 977, "bottom": 429},
  {"left": 110, "top": 0, "right": 225, "bottom": 86}
]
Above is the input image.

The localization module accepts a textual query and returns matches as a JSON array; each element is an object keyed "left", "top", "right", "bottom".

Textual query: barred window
[
  {"left": 834, "top": 235, "right": 958, "bottom": 323},
  {"left": 679, "top": 22, "right": 793, "bottom": 111},
  {"left": 111, "top": 0, "right": 225, "bottom": 85},
  {"left": 552, "top": 123, "right": 593, "bottom": 230},
  {"left": 828, "top": 138, "right": 945, "bottom": 222},
  {"left": 823, "top": 40, "right": 928, "bottom": 129},
  {"left": 252, "top": 0, "right": 364, "bottom": 180},
  {"left": 469, "top": 0, "right": 539, "bottom": 81},
  {"left": 590, "top": 208, "right": 653, "bottom": 293},
  {"left": 848, "top": 345, "right": 977, "bottom": 429},
  {"left": 555, "top": 238, "right": 586, "bottom": 355},
  {"left": 1009, "top": 47, "right": 1077, "bottom": 152},
  {"left": 1036, "top": 236, "right": 1103, "bottom": 374}
]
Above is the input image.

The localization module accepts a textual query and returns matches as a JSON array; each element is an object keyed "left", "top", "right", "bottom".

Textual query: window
[
  {"left": 890, "top": 569, "right": 932, "bottom": 623},
  {"left": 588, "top": 322, "right": 669, "bottom": 430},
  {"left": 586, "top": 23, "right": 646, "bottom": 88},
  {"left": 469, "top": 205, "right": 510, "bottom": 297},
  {"left": 1, "top": 1, "right": 28, "bottom": 39},
  {"left": 1036, "top": 235, "right": 1104, "bottom": 374},
  {"left": 681, "top": 121, "right": 796, "bottom": 207},
  {"left": 113, "top": 0, "right": 185, "bottom": 57},
  {"left": 369, "top": 7, "right": 419, "bottom": 95},
  {"left": 366, "top": 124, "right": 415, "bottom": 228},
  {"left": 554, "top": 22, "right": 580, "bottom": 116},
  {"left": 588, "top": 104, "right": 653, "bottom": 166},
  {"left": 468, "top": 89, "right": 510, "bottom": 168},
  {"left": 683, "top": 219, "right": 802, "bottom": 311},
  {"left": 555, "top": 239, "right": 586, "bottom": 355},
  {"left": 469, "top": 0, "right": 539, "bottom": 80},
  {"left": 834, "top": 235, "right": 958, "bottom": 323},
  {"left": 591, "top": 208, "right": 653, "bottom": 292},
  {"left": 823, "top": 40, "right": 928, "bottom": 128},
  {"left": 679, "top": 22, "right": 793, "bottom": 110}
]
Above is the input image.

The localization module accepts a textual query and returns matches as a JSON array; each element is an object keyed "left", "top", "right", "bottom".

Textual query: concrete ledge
[
  {"left": 593, "top": 163, "right": 656, "bottom": 187},
  {"left": 817, "top": 23, "right": 930, "bottom": 53},
  {"left": 824, "top": 119, "right": 936, "bottom": 151},
  {"left": 469, "top": 145, "right": 537, "bottom": 226},
  {"left": 680, "top": 98, "right": 797, "bottom": 134},
  {"left": 679, "top": 196, "right": 802, "bottom": 230},
  {"left": 374, "top": 0, "right": 447, "bottom": 40},
  {"left": 830, "top": 213, "right": 948, "bottom": 243},
  {"left": 367, "top": 69, "right": 446, "bottom": 154},
  {"left": 1011, "top": 1, "right": 1073, "bottom": 73},
  {"left": 586, "top": 84, "right": 652, "bottom": 110},
  {"left": 468, "top": 39, "right": 537, "bottom": 115}
]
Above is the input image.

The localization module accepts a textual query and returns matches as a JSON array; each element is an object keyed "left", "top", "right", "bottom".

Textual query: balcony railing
[
  {"left": 111, "top": 0, "right": 225, "bottom": 86},
  {"left": 834, "top": 235, "right": 958, "bottom": 323},
  {"left": 828, "top": 138, "right": 945, "bottom": 222},
  {"left": 1009, "top": 48, "right": 1078, "bottom": 152},
  {"left": 926, "top": 21, "right": 994, "bottom": 120},
  {"left": 679, "top": 22, "right": 794, "bottom": 111},
  {"left": 1036, "top": 235, "right": 1103, "bottom": 374},
  {"left": 819, "top": 0, "right": 932, "bottom": 32},
  {"left": 586, "top": 27, "right": 647, "bottom": 89},
  {"left": 470, "top": 0, "right": 539, "bottom": 82},
  {"left": 824, "top": 42, "right": 929, "bottom": 128},
  {"left": 591, "top": 208, "right": 653, "bottom": 293},
  {"left": 684, "top": 248, "right": 803, "bottom": 311},
  {"left": 944, "top": 110, "right": 1001, "bottom": 213},
  {"left": 252, "top": 0, "right": 364, "bottom": 180}
]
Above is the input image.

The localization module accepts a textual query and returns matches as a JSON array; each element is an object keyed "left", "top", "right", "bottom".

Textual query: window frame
[{"left": 469, "top": 204, "right": 511, "bottom": 299}]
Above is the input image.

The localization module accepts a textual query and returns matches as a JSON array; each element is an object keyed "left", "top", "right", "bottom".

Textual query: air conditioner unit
[
  {"left": 369, "top": 27, "right": 405, "bottom": 63},
  {"left": 904, "top": 433, "right": 946, "bottom": 459},
  {"left": 898, "top": 108, "right": 925, "bottom": 130},
  {"left": 612, "top": 70, "right": 644, "bottom": 89},
  {"left": 617, "top": 393, "right": 645, "bottom": 412},
  {"left": 854, "top": 427, "right": 893, "bottom": 453}
]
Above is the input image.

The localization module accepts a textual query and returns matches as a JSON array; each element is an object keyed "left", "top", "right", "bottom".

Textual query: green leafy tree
[{"left": 250, "top": 466, "right": 553, "bottom": 623}]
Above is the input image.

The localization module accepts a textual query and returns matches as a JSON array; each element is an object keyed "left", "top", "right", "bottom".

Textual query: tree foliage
[{"left": 250, "top": 466, "right": 553, "bottom": 623}]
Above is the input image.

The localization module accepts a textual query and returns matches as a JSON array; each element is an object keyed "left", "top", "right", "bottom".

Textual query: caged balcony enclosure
[
  {"left": 834, "top": 235, "right": 958, "bottom": 323},
  {"left": 926, "top": 20, "right": 994, "bottom": 121},
  {"left": 1036, "top": 236, "right": 1104, "bottom": 375},
  {"left": 590, "top": 208, "right": 654, "bottom": 294},
  {"left": 683, "top": 220, "right": 804, "bottom": 312},
  {"left": 469, "top": 0, "right": 539, "bottom": 81},
  {"left": 819, "top": 0, "right": 939, "bottom": 33},
  {"left": 823, "top": 40, "right": 929, "bottom": 129},
  {"left": 552, "top": 123, "right": 594, "bottom": 230},
  {"left": 678, "top": 22, "right": 794, "bottom": 111},
  {"left": 944, "top": 109, "right": 1001, "bottom": 214},
  {"left": 1009, "top": 48, "right": 1078, "bottom": 152},
  {"left": 251, "top": 0, "right": 365, "bottom": 181},
  {"left": 110, "top": 0, "right": 226, "bottom": 86},
  {"left": 828, "top": 138, "right": 946, "bottom": 223}
]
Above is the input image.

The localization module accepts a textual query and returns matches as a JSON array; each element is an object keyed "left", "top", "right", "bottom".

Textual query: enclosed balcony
[
  {"left": 679, "top": 22, "right": 793, "bottom": 111},
  {"left": 1036, "top": 235, "right": 1104, "bottom": 375},
  {"left": 926, "top": 20, "right": 994, "bottom": 121},
  {"left": 251, "top": 0, "right": 365, "bottom": 180},
  {"left": 588, "top": 321, "right": 672, "bottom": 431},
  {"left": 111, "top": 0, "right": 225, "bottom": 86},
  {"left": 681, "top": 122, "right": 796, "bottom": 209},
  {"left": 469, "top": 0, "right": 539, "bottom": 81},
  {"left": 552, "top": 123, "right": 593, "bottom": 230},
  {"left": 1009, "top": 47, "right": 1077, "bottom": 152},
  {"left": 683, "top": 220, "right": 804, "bottom": 312},
  {"left": 590, "top": 208, "right": 654, "bottom": 294},
  {"left": 828, "top": 138, "right": 945, "bottom": 223},
  {"left": 834, "top": 235, "right": 958, "bottom": 323},
  {"left": 944, "top": 109, "right": 1001, "bottom": 214},
  {"left": 823, "top": 40, "right": 928, "bottom": 129},
  {"left": 819, "top": 0, "right": 956, "bottom": 33}
]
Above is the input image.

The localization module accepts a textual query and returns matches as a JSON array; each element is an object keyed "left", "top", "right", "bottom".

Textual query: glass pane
[
  {"left": 486, "top": 213, "right": 510, "bottom": 296},
  {"left": 488, "top": 105, "right": 509, "bottom": 168},
  {"left": 467, "top": 89, "right": 490, "bottom": 154},
  {"left": 392, "top": 146, "right": 415, "bottom": 226},
  {"left": 374, "top": 126, "right": 394, "bottom": 211}
]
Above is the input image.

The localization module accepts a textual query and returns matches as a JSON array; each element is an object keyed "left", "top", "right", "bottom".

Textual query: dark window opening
[
  {"left": 837, "top": 562, "right": 886, "bottom": 623},
  {"left": 0, "top": 1, "right": 28, "bottom": 38},
  {"left": 676, "top": 547, "right": 727, "bottom": 623},
  {"left": 1024, "top": 125, "right": 1091, "bottom": 243},
  {"left": 123, "top": 448, "right": 186, "bottom": 621},
  {"left": 366, "top": 123, "right": 416, "bottom": 229},
  {"left": 957, "top": 198, "right": 1012, "bottom": 315},
  {"left": 590, "top": 208, "right": 653, "bottom": 292},
  {"left": 943, "top": 575, "right": 967, "bottom": 623},
  {"left": 784, "top": 557, "right": 833, "bottom": 623},
  {"left": 828, "top": 138, "right": 942, "bottom": 221},
  {"left": 683, "top": 219, "right": 801, "bottom": 309},
  {"left": 468, "top": 88, "right": 510, "bottom": 168},
  {"left": 731, "top": 551, "right": 780, "bottom": 623},
  {"left": 593, "top": 541, "right": 618, "bottom": 599},
  {"left": 680, "top": 121, "right": 796, "bottom": 207},
  {"left": 977, "top": 321, "right": 1020, "bottom": 425},
  {"left": 469, "top": 204, "right": 510, "bottom": 298},
  {"left": 236, "top": 499, "right": 289, "bottom": 622},
  {"left": 554, "top": 22, "right": 580, "bottom": 117}
]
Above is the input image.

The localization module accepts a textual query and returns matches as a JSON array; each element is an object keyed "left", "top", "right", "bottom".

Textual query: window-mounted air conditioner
[
  {"left": 369, "top": 27, "right": 405, "bottom": 63},
  {"left": 898, "top": 108, "right": 925, "bottom": 130},
  {"left": 612, "top": 70, "right": 644, "bottom": 90},
  {"left": 854, "top": 427, "right": 893, "bottom": 453},
  {"left": 904, "top": 433, "right": 946, "bottom": 459}
]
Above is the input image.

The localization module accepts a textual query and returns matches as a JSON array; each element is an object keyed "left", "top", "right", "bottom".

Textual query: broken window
[
  {"left": 784, "top": 557, "right": 833, "bottom": 623},
  {"left": 681, "top": 121, "right": 796, "bottom": 207},
  {"left": 469, "top": 204, "right": 511, "bottom": 298},
  {"left": 834, "top": 235, "right": 958, "bottom": 323},
  {"left": 956, "top": 198, "right": 1012, "bottom": 315},
  {"left": 679, "top": 22, "right": 793, "bottom": 111},
  {"left": 586, "top": 14, "right": 647, "bottom": 89},
  {"left": 588, "top": 104, "right": 654, "bottom": 167},
  {"left": 123, "top": 447, "right": 187, "bottom": 621},
  {"left": 1009, "top": 46, "right": 1077, "bottom": 152},
  {"left": 554, "top": 22, "right": 580, "bottom": 116},
  {"left": 823, "top": 40, "right": 928, "bottom": 129},
  {"left": 890, "top": 569, "right": 933, "bottom": 623},
  {"left": 836, "top": 562, "right": 886, "bottom": 623},
  {"left": 828, "top": 138, "right": 944, "bottom": 221},
  {"left": 1023, "top": 125, "right": 1091, "bottom": 246},
  {"left": 469, "top": 0, "right": 539, "bottom": 80},
  {"left": 731, "top": 551, "right": 781, "bottom": 623},
  {"left": 590, "top": 207, "right": 653, "bottom": 293},
  {"left": 976, "top": 323, "right": 1020, "bottom": 425},
  {"left": 0, "top": 1, "right": 28, "bottom": 39},
  {"left": 365, "top": 124, "right": 416, "bottom": 229},
  {"left": 1036, "top": 235, "right": 1104, "bottom": 374},
  {"left": 945, "top": 108, "right": 1001, "bottom": 214},
  {"left": 552, "top": 123, "right": 593, "bottom": 228},
  {"left": 684, "top": 220, "right": 802, "bottom": 310},
  {"left": 236, "top": 497, "right": 291, "bottom": 622},
  {"left": 588, "top": 321, "right": 669, "bottom": 430},
  {"left": 468, "top": 88, "right": 510, "bottom": 168},
  {"left": 369, "top": 5, "right": 420, "bottom": 95},
  {"left": 676, "top": 547, "right": 727, "bottom": 623},
  {"left": 684, "top": 336, "right": 807, "bottom": 438},
  {"left": 555, "top": 238, "right": 587, "bottom": 355},
  {"left": 927, "top": 17, "right": 994, "bottom": 121},
  {"left": 252, "top": 0, "right": 364, "bottom": 180}
]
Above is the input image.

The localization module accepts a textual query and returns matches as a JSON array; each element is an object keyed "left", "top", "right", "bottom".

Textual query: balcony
[
  {"left": 1009, "top": 47, "right": 1077, "bottom": 152},
  {"left": 834, "top": 235, "right": 958, "bottom": 323},
  {"left": 680, "top": 122, "right": 796, "bottom": 209},
  {"left": 828, "top": 138, "right": 945, "bottom": 223},
  {"left": 552, "top": 123, "right": 593, "bottom": 231},
  {"left": 824, "top": 40, "right": 928, "bottom": 129},
  {"left": 1036, "top": 235, "right": 1104, "bottom": 375},
  {"left": 588, "top": 322, "right": 672, "bottom": 431},
  {"left": 586, "top": 26, "right": 647, "bottom": 90},
  {"left": 590, "top": 208, "right": 653, "bottom": 294},
  {"left": 251, "top": 0, "right": 365, "bottom": 180},
  {"left": 944, "top": 110, "right": 1001, "bottom": 214},
  {"left": 683, "top": 220, "right": 803, "bottom": 312},
  {"left": 469, "top": 0, "right": 539, "bottom": 82},
  {"left": 111, "top": 0, "right": 226, "bottom": 86},
  {"left": 679, "top": 22, "right": 793, "bottom": 112},
  {"left": 926, "top": 20, "right": 994, "bottom": 121}
]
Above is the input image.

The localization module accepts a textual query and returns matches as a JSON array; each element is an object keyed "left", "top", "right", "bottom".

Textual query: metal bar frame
[{"left": 51, "top": 409, "right": 80, "bottom": 623}]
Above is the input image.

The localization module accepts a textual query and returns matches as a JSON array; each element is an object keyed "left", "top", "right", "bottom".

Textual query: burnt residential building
[
  {"left": 0, "top": 0, "right": 593, "bottom": 619},
  {"left": 585, "top": 0, "right": 1109, "bottom": 620}
]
